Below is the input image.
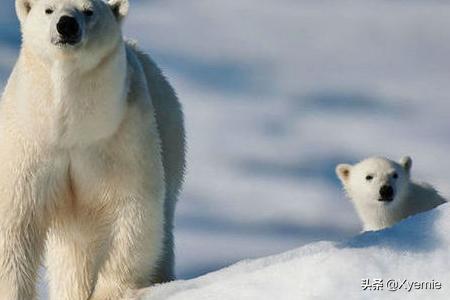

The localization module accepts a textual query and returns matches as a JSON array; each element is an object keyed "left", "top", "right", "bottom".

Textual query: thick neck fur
[
  {"left": 6, "top": 41, "right": 129, "bottom": 149},
  {"left": 353, "top": 202, "right": 403, "bottom": 231}
]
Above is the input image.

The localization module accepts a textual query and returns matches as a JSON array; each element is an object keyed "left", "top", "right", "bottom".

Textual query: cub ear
[
  {"left": 336, "top": 164, "right": 352, "bottom": 184},
  {"left": 16, "top": 0, "right": 33, "bottom": 23},
  {"left": 108, "top": 0, "right": 129, "bottom": 22},
  {"left": 400, "top": 156, "right": 412, "bottom": 173}
]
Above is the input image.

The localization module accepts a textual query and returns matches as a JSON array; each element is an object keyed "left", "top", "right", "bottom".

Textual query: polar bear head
[
  {"left": 15, "top": 0, "right": 128, "bottom": 66},
  {"left": 336, "top": 156, "right": 412, "bottom": 209}
]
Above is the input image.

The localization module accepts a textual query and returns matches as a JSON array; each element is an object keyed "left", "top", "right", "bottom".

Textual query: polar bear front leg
[
  {"left": 0, "top": 166, "right": 48, "bottom": 300},
  {"left": 0, "top": 214, "right": 46, "bottom": 300},
  {"left": 90, "top": 194, "right": 165, "bottom": 300},
  {"left": 46, "top": 217, "right": 112, "bottom": 300}
]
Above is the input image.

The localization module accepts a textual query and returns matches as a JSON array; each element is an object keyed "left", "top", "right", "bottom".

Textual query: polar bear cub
[
  {"left": 0, "top": 0, "right": 185, "bottom": 299},
  {"left": 336, "top": 156, "right": 446, "bottom": 231}
]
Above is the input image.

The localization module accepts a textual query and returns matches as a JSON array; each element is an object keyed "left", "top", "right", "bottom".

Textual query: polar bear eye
[
  {"left": 83, "top": 9, "right": 94, "bottom": 17},
  {"left": 365, "top": 175, "right": 373, "bottom": 181},
  {"left": 45, "top": 8, "right": 54, "bottom": 15},
  {"left": 393, "top": 173, "right": 398, "bottom": 179}
]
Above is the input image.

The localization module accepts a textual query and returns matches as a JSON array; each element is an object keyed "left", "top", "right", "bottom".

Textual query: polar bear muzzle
[
  {"left": 378, "top": 185, "right": 394, "bottom": 202},
  {"left": 56, "top": 16, "right": 81, "bottom": 45}
]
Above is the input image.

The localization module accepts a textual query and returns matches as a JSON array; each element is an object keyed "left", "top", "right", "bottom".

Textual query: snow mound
[{"left": 140, "top": 204, "right": 450, "bottom": 300}]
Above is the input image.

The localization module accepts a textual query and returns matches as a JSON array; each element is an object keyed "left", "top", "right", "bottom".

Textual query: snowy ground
[
  {"left": 141, "top": 204, "right": 450, "bottom": 300},
  {"left": 1, "top": 0, "right": 450, "bottom": 297}
]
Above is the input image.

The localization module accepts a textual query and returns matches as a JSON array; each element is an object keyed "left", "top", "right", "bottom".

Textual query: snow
[
  {"left": 0, "top": 0, "right": 450, "bottom": 298},
  {"left": 140, "top": 204, "right": 450, "bottom": 299}
]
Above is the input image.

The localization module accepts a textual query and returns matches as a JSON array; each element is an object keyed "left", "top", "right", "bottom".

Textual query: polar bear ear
[
  {"left": 16, "top": 0, "right": 34, "bottom": 23},
  {"left": 336, "top": 164, "right": 352, "bottom": 183},
  {"left": 108, "top": 0, "right": 129, "bottom": 22},
  {"left": 400, "top": 156, "right": 412, "bottom": 173}
]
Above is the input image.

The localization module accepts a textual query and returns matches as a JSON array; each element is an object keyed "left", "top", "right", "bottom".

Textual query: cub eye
[
  {"left": 393, "top": 173, "right": 398, "bottom": 179},
  {"left": 365, "top": 175, "right": 373, "bottom": 181},
  {"left": 83, "top": 9, "right": 94, "bottom": 17},
  {"left": 45, "top": 8, "right": 54, "bottom": 15}
]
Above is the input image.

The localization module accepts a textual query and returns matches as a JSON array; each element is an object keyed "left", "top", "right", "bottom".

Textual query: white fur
[
  {"left": 336, "top": 156, "right": 446, "bottom": 231},
  {"left": 0, "top": 0, "right": 185, "bottom": 299}
]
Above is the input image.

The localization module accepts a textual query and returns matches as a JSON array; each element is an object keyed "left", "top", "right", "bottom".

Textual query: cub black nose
[
  {"left": 379, "top": 185, "right": 394, "bottom": 200},
  {"left": 57, "top": 16, "right": 80, "bottom": 42}
]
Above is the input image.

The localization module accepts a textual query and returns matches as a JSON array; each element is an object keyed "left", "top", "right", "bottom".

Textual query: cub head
[
  {"left": 336, "top": 156, "right": 412, "bottom": 208},
  {"left": 16, "top": 0, "right": 128, "bottom": 65}
]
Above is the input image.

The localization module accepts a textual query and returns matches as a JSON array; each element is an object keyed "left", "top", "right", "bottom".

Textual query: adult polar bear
[{"left": 0, "top": 0, "right": 185, "bottom": 299}]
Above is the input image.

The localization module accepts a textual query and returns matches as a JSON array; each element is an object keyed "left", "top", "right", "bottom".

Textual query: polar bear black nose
[
  {"left": 57, "top": 16, "right": 80, "bottom": 41},
  {"left": 379, "top": 185, "right": 394, "bottom": 199}
]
